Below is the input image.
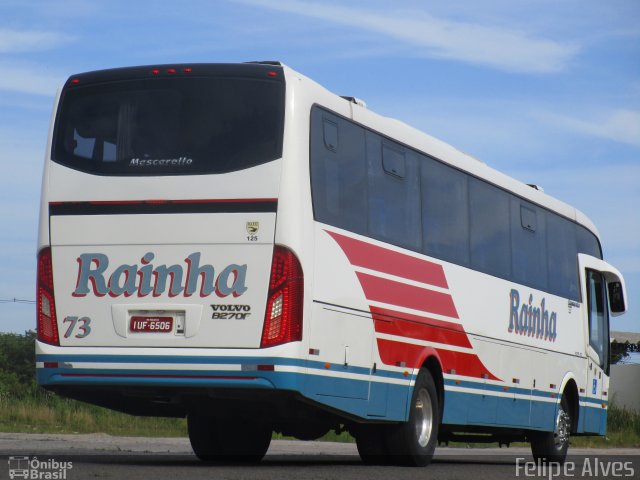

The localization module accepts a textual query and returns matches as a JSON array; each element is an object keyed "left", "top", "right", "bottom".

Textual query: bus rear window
[{"left": 52, "top": 76, "right": 285, "bottom": 175}]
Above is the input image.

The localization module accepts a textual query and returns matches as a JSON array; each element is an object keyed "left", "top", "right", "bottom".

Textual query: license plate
[{"left": 130, "top": 316, "right": 173, "bottom": 333}]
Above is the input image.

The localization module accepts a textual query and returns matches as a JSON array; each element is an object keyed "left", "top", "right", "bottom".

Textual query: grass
[
  {"left": 570, "top": 405, "right": 640, "bottom": 448},
  {"left": 1, "top": 392, "right": 638, "bottom": 448},
  {"left": 0, "top": 393, "right": 187, "bottom": 437}
]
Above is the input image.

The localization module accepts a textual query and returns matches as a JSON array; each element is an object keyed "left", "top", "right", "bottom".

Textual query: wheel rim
[
  {"left": 414, "top": 388, "right": 433, "bottom": 448},
  {"left": 554, "top": 403, "right": 571, "bottom": 450}
]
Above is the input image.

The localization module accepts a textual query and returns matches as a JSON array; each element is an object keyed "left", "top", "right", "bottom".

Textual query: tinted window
[
  {"left": 310, "top": 109, "right": 368, "bottom": 234},
  {"left": 323, "top": 119, "right": 338, "bottom": 151},
  {"left": 367, "top": 134, "right": 421, "bottom": 250},
  {"left": 511, "top": 200, "right": 547, "bottom": 290},
  {"left": 469, "top": 178, "right": 511, "bottom": 278},
  {"left": 54, "top": 77, "right": 285, "bottom": 175},
  {"left": 547, "top": 214, "right": 579, "bottom": 300},
  {"left": 520, "top": 205, "right": 537, "bottom": 231},
  {"left": 587, "top": 270, "right": 610, "bottom": 373},
  {"left": 422, "top": 158, "right": 469, "bottom": 265},
  {"left": 382, "top": 143, "right": 406, "bottom": 177},
  {"left": 577, "top": 225, "right": 602, "bottom": 259}
]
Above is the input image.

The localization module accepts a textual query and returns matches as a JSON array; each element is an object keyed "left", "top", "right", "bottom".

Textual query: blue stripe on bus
[
  {"left": 37, "top": 354, "right": 608, "bottom": 434},
  {"left": 442, "top": 389, "right": 559, "bottom": 431},
  {"left": 444, "top": 378, "right": 608, "bottom": 407}
]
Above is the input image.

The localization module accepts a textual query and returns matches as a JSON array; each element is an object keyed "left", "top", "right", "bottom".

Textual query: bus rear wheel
[
  {"left": 387, "top": 368, "right": 439, "bottom": 466},
  {"left": 187, "top": 413, "right": 272, "bottom": 463},
  {"left": 530, "top": 394, "right": 572, "bottom": 464},
  {"left": 355, "top": 424, "right": 392, "bottom": 465}
]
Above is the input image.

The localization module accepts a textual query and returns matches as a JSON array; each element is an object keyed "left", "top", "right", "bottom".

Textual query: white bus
[{"left": 37, "top": 61, "right": 627, "bottom": 466}]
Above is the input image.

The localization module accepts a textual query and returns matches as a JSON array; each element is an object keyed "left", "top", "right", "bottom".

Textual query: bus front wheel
[{"left": 530, "top": 394, "right": 572, "bottom": 464}]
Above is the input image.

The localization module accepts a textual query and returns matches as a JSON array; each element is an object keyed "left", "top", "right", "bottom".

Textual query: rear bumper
[{"left": 37, "top": 352, "right": 305, "bottom": 392}]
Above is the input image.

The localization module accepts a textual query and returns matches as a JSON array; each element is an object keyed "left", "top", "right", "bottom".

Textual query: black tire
[
  {"left": 187, "top": 414, "right": 272, "bottom": 463},
  {"left": 386, "top": 368, "right": 439, "bottom": 466},
  {"left": 355, "top": 424, "right": 392, "bottom": 465},
  {"left": 530, "top": 394, "right": 572, "bottom": 464}
]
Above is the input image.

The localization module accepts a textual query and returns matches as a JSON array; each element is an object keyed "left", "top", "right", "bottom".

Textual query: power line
[{"left": 0, "top": 298, "right": 36, "bottom": 304}]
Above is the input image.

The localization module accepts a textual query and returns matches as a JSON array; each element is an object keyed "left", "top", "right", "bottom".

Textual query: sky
[{"left": 0, "top": 0, "right": 638, "bottom": 334}]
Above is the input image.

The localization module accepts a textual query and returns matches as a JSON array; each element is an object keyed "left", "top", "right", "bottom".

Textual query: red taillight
[
  {"left": 261, "top": 246, "right": 303, "bottom": 348},
  {"left": 37, "top": 247, "right": 59, "bottom": 346}
]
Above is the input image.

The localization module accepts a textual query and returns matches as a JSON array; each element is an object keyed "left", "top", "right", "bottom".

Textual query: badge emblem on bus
[{"left": 246, "top": 222, "right": 259, "bottom": 234}]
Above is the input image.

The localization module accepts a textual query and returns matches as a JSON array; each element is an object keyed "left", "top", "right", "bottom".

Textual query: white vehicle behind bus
[{"left": 37, "top": 61, "right": 627, "bottom": 466}]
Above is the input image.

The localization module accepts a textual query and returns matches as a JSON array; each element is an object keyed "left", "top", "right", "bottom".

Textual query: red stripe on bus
[
  {"left": 373, "top": 317, "right": 472, "bottom": 349},
  {"left": 326, "top": 230, "right": 448, "bottom": 289},
  {"left": 369, "top": 306, "right": 465, "bottom": 333},
  {"left": 376, "top": 339, "right": 499, "bottom": 381},
  {"left": 357, "top": 272, "right": 459, "bottom": 319},
  {"left": 376, "top": 338, "right": 425, "bottom": 369},
  {"left": 434, "top": 348, "right": 500, "bottom": 381}
]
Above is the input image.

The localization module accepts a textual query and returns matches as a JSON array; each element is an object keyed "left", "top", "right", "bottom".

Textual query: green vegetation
[
  {"left": 0, "top": 330, "right": 187, "bottom": 436},
  {"left": 0, "top": 331, "right": 637, "bottom": 446},
  {"left": 0, "top": 330, "right": 38, "bottom": 398},
  {"left": 570, "top": 405, "right": 640, "bottom": 448},
  {"left": 0, "top": 392, "right": 187, "bottom": 436}
]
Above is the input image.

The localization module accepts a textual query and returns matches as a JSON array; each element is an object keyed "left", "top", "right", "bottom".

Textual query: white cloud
[
  {"left": 235, "top": 0, "right": 579, "bottom": 73},
  {"left": 0, "top": 28, "right": 73, "bottom": 53},
  {"left": 536, "top": 110, "right": 640, "bottom": 147},
  {"left": 0, "top": 62, "right": 62, "bottom": 96}
]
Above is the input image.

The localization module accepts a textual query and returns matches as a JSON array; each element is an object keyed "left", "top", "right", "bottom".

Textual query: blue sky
[{"left": 0, "top": 0, "right": 638, "bottom": 333}]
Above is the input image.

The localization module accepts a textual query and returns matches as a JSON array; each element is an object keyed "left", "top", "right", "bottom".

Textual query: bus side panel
[{"left": 319, "top": 225, "right": 590, "bottom": 432}]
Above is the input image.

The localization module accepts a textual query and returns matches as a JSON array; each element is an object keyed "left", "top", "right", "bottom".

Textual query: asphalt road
[{"left": 1, "top": 433, "right": 638, "bottom": 480}]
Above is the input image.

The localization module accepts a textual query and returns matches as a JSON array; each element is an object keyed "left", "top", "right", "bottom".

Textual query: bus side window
[
  {"left": 310, "top": 107, "right": 368, "bottom": 235},
  {"left": 547, "top": 214, "right": 579, "bottom": 301},
  {"left": 511, "top": 201, "right": 547, "bottom": 291},
  {"left": 577, "top": 224, "right": 603, "bottom": 260},
  {"left": 382, "top": 143, "right": 405, "bottom": 178},
  {"left": 366, "top": 134, "right": 421, "bottom": 251},
  {"left": 469, "top": 178, "right": 511, "bottom": 279},
  {"left": 421, "top": 158, "right": 470, "bottom": 266},
  {"left": 520, "top": 205, "right": 537, "bottom": 231},
  {"left": 323, "top": 119, "right": 338, "bottom": 152}
]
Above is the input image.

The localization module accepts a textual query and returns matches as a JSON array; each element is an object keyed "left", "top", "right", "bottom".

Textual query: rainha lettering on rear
[{"left": 72, "top": 252, "right": 248, "bottom": 298}]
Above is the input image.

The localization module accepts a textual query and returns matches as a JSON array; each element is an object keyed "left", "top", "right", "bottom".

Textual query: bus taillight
[
  {"left": 261, "top": 246, "right": 303, "bottom": 348},
  {"left": 37, "top": 247, "right": 59, "bottom": 346}
]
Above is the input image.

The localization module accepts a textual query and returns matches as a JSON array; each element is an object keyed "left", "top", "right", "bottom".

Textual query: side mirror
[{"left": 608, "top": 281, "right": 626, "bottom": 314}]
